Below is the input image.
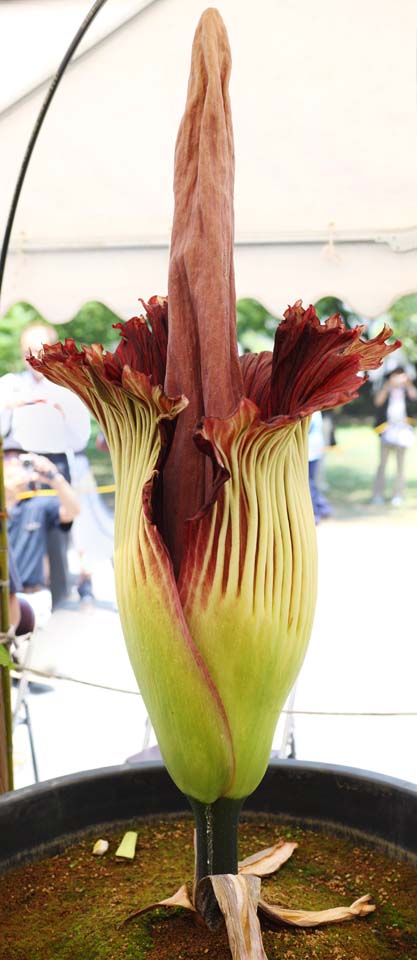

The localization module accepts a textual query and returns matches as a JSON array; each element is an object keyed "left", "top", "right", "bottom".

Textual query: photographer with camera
[
  {"left": 0, "top": 323, "right": 91, "bottom": 608},
  {"left": 4, "top": 452, "right": 80, "bottom": 627}
]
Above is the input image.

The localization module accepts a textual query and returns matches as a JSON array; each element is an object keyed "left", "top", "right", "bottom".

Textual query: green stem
[
  {"left": 0, "top": 670, "right": 13, "bottom": 792},
  {"left": 187, "top": 794, "right": 243, "bottom": 876},
  {"left": 187, "top": 795, "right": 244, "bottom": 926}
]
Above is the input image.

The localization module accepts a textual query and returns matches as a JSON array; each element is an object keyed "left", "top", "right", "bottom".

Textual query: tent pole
[
  {"left": 0, "top": 439, "right": 13, "bottom": 793},
  {"left": 0, "top": 0, "right": 111, "bottom": 790}
]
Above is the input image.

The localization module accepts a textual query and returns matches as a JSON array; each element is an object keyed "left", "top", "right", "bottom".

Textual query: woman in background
[{"left": 372, "top": 366, "right": 417, "bottom": 506}]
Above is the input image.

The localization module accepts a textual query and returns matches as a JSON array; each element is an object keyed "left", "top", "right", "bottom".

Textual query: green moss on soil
[{"left": 0, "top": 814, "right": 416, "bottom": 960}]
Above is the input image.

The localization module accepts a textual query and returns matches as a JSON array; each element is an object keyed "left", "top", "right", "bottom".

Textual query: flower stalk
[
  {"left": 188, "top": 796, "right": 243, "bottom": 893},
  {"left": 27, "top": 9, "right": 401, "bottom": 956},
  {"left": 28, "top": 5, "right": 399, "bottom": 874}
]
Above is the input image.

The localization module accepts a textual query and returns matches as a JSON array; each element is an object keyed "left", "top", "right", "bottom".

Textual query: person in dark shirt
[{"left": 4, "top": 452, "right": 80, "bottom": 622}]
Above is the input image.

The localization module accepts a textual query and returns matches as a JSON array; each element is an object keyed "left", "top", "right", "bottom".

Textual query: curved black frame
[
  {"left": 1, "top": 759, "right": 416, "bottom": 871},
  {"left": 0, "top": 0, "right": 109, "bottom": 307}
]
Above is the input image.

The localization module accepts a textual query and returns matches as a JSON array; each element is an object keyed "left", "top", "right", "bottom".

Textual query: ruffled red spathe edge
[
  {"left": 28, "top": 297, "right": 400, "bottom": 548},
  {"left": 241, "top": 301, "right": 400, "bottom": 421},
  {"left": 28, "top": 297, "right": 168, "bottom": 392},
  {"left": 28, "top": 305, "right": 185, "bottom": 427},
  {"left": 187, "top": 302, "right": 399, "bottom": 528}
]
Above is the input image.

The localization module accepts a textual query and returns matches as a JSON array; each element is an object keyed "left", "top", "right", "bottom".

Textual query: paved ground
[{"left": 11, "top": 508, "right": 417, "bottom": 791}]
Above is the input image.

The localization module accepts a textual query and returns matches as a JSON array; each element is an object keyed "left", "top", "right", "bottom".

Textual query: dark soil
[{"left": 0, "top": 814, "right": 416, "bottom": 960}]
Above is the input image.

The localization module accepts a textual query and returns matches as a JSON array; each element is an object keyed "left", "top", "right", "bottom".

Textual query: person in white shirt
[{"left": 0, "top": 324, "right": 91, "bottom": 461}]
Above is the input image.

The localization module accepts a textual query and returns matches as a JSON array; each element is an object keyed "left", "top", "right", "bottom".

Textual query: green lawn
[{"left": 84, "top": 421, "right": 417, "bottom": 523}]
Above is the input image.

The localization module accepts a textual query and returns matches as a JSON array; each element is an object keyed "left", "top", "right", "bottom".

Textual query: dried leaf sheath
[
  {"left": 206, "top": 875, "right": 268, "bottom": 959},
  {"left": 238, "top": 840, "right": 298, "bottom": 876},
  {"left": 123, "top": 831, "right": 375, "bottom": 941},
  {"left": 259, "top": 893, "right": 376, "bottom": 928}
]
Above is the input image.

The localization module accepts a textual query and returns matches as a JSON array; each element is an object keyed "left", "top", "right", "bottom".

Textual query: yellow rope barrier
[{"left": 18, "top": 482, "right": 116, "bottom": 500}]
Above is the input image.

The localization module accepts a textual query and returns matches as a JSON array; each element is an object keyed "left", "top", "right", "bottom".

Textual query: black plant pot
[{"left": 0, "top": 759, "right": 416, "bottom": 872}]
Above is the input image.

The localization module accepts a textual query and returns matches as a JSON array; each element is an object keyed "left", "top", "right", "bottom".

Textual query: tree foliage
[
  {"left": 236, "top": 298, "right": 279, "bottom": 352},
  {"left": 0, "top": 302, "right": 45, "bottom": 375},
  {"left": 0, "top": 301, "right": 123, "bottom": 377},
  {"left": 375, "top": 294, "right": 417, "bottom": 363},
  {"left": 2, "top": 292, "right": 416, "bottom": 385},
  {"left": 58, "top": 301, "right": 123, "bottom": 351},
  {"left": 314, "top": 296, "right": 366, "bottom": 330}
]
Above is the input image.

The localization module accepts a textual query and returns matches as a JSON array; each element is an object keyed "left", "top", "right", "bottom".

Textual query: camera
[
  {"left": 19, "top": 453, "right": 40, "bottom": 490},
  {"left": 19, "top": 454, "right": 35, "bottom": 471}
]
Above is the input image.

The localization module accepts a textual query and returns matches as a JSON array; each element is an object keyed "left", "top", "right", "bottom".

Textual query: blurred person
[
  {"left": 4, "top": 451, "right": 80, "bottom": 625},
  {"left": 95, "top": 430, "right": 109, "bottom": 453},
  {"left": 316, "top": 411, "right": 337, "bottom": 492},
  {"left": 371, "top": 366, "right": 417, "bottom": 506},
  {"left": 7, "top": 545, "right": 36, "bottom": 669},
  {"left": 308, "top": 411, "right": 332, "bottom": 524},
  {"left": 0, "top": 324, "right": 90, "bottom": 472},
  {"left": 0, "top": 324, "right": 91, "bottom": 605}
]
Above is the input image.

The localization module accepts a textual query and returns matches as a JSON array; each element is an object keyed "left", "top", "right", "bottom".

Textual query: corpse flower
[{"left": 29, "top": 7, "right": 397, "bottom": 888}]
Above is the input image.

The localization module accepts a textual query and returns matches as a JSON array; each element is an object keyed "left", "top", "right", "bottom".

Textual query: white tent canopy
[{"left": 1, "top": 0, "right": 416, "bottom": 322}]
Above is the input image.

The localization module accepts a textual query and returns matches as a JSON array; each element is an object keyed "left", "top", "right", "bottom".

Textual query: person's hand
[
  {"left": 29, "top": 454, "right": 59, "bottom": 486},
  {"left": 4, "top": 458, "right": 28, "bottom": 507}
]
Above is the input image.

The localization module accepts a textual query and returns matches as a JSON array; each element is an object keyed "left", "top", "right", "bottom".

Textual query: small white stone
[{"left": 92, "top": 839, "right": 109, "bottom": 856}]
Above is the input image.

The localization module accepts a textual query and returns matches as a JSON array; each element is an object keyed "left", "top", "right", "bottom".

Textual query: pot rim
[
  {"left": 2, "top": 757, "right": 417, "bottom": 806},
  {"left": 1, "top": 758, "right": 416, "bottom": 870}
]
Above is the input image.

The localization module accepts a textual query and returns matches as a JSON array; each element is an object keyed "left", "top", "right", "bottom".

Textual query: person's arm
[
  {"left": 53, "top": 472, "right": 80, "bottom": 523},
  {"left": 374, "top": 383, "right": 390, "bottom": 407},
  {"left": 30, "top": 455, "right": 80, "bottom": 523}
]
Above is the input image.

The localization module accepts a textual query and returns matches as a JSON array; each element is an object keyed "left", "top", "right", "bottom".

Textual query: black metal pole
[
  {"left": 0, "top": 0, "right": 110, "bottom": 309},
  {"left": 0, "top": 439, "right": 13, "bottom": 792}
]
